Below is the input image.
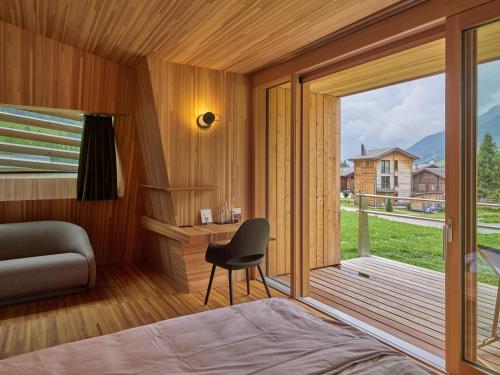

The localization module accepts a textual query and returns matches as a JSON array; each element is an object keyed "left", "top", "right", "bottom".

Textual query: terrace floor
[{"left": 307, "top": 256, "right": 500, "bottom": 371}]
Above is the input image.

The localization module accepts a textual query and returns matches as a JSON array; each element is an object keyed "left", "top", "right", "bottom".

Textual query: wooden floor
[
  {"left": 0, "top": 263, "right": 294, "bottom": 359},
  {"left": 0, "top": 261, "right": 442, "bottom": 374},
  {"left": 309, "top": 256, "right": 500, "bottom": 372}
]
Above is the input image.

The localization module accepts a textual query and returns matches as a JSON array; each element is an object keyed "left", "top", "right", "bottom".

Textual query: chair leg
[
  {"left": 246, "top": 268, "right": 250, "bottom": 295},
  {"left": 228, "top": 270, "right": 234, "bottom": 306},
  {"left": 204, "top": 264, "right": 216, "bottom": 305},
  {"left": 257, "top": 265, "right": 272, "bottom": 298},
  {"left": 492, "top": 286, "right": 500, "bottom": 336}
]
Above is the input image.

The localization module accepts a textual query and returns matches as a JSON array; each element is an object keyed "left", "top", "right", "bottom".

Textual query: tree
[
  {"left": 478, "top": 132, "right": 500, "bottom": 201},
  {"left": 340, "top": 160, "right": 349, "bottom": 168}
]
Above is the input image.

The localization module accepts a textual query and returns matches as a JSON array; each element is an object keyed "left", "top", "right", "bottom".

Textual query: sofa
[{"left": 0, "top": 221, "right": 96, "bottom": 306}]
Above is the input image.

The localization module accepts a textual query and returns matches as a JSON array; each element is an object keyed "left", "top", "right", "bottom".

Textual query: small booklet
[{"left": 200, "top": 209, "right": 213, "bottom": 224}]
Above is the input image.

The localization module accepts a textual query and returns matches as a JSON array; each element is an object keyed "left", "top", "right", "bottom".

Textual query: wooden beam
[
  {"left": 252, "top": 0, "right": 491, "bottom": 87},
  {"left": 138, "top": 184, "right": 217, "bottom": 192},
  {"left": 302, "top": 23, "right": 445, "bottom": 84},
  {"left": 0, "top": 156, "right": 78, "bottom": 172},
  {"left": 290, "top": 74, "right": 304, "bottom": 297},
  {"left": 0, "top": 112, "right": 82, "bottom": 134},
  {"left": 141, "top": 216, "right": 191, "bottom": 242},
  {"left": 0, "top": 141, "right": 79, "bottom": 159},
  {"left": 0, "top": 127, "right": 81, "bottom": 147},
  {"left": 301, "top": 82, "right": 311, "bottom": 296}
]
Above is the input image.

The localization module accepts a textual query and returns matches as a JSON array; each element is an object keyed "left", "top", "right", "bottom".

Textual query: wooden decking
[{"left": 309, "top": 256, "right": 500, "bottom": 372}]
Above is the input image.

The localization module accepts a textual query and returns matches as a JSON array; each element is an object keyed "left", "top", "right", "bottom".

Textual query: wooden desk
[{"left": 141, "top": 217, "right": 245, "bottom": 292}]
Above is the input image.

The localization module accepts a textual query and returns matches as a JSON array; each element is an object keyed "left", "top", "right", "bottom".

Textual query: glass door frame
[
  {"left": 253, "top": 76, "right": 304, "bottom": 297},
  {"left": 445, "top": 2, "right": 500, "bottom": 374}
]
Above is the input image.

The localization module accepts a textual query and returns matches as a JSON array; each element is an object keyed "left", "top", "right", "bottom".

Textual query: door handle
[{"left": 443, "top": 219, "right": 453, "bottom": 261}]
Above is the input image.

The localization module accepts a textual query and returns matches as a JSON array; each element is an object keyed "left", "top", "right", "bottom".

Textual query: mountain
[
  {"left": 406, "top": 104, "right": 500, "bottom": 164},
  {"left": 406, "top": 131, "right": 445, "bottom": 164}
]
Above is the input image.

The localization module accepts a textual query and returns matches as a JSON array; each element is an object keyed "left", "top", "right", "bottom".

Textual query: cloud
[
  {"left": 478, "top": 60, "right": 500, "bottom": 115},
  {"left": 340, "top": 75, "right": 445, "bottom": 160},
  {"left": 339, "top": 59, "right": 500, "bottom": 160}
]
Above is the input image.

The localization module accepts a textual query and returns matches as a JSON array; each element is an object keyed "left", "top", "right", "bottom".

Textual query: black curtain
[{"left": 77, "top": 115, "right": 118, "bottom": 201}]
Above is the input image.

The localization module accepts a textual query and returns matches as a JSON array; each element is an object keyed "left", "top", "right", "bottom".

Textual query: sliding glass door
[
  {"left": 462, "top": 17, "right": 500, "bottom": 374},
  {"left": 447, "top": 3, "right": 500, "bottom": 373}
]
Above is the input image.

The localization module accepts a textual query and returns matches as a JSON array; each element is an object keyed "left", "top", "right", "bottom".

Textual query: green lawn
[
  {"left": 340, "top": 210, "right": 500, "bottom": 285},
  {"left": 479, "top": 207, "right": 500, "bottom": 223}
]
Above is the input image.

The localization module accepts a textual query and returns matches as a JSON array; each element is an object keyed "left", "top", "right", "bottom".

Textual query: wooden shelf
[
  {"left": 139, "top": 184, "right": 217, "bottom": 192},
  {"left": 141, "top": 216, "right": 240, "bottom": 242}
]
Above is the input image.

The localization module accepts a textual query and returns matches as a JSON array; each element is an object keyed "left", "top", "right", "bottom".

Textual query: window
[
  {"left": 381, "top": 176, "right": 390, "bottom": 189},
  {"left": 394, "top": 160, "right": 398, "bottom": 172},
  {"left": 394, "top": 175, "right": 399, "bottom": 187},
  {"left": 381, "top": 160, "right": 390, "bottom": 174},
  {"left": 0, "top": 106, "right": 83, "bottom": 173}
]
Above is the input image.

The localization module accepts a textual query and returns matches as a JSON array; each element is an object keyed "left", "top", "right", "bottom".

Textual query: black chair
[{"left": 204, "top": 218, "right": 272, "bottom": 306}]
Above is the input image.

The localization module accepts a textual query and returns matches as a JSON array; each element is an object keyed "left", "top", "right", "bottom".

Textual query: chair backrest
[
  {"left": 478, "top": 244, "right": 500, "bottom": 277},
  {"left": 227, "top": 218, "right": 270, "bottom": 259}
]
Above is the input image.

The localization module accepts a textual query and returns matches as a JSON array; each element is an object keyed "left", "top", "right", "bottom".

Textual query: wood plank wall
[
  {"left": 146, "top": 58, "right": 251, "bottom": 226},
  {"left": 0, "top": 21, "right": 143, "bottom": 265},
  {"left": 308, "top": 92, "right": 341, "bottom": 268},
  {"left": 267, "top": 86, "right": 292, "bottom": 276},
  {"left": 135, "top": 59, "right": 176, "bottom": 225},
  {"left": 266, "top": 87, "right": 340, "bottom": 276}
]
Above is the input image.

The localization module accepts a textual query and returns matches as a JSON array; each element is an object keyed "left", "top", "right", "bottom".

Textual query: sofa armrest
[{"left": 62, "top": 223, "right": 96, "bottom": 288}]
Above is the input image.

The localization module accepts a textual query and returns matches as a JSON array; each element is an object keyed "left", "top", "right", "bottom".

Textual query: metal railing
[{"left": 355, "top": 193, "right": 500, "bottom": 259}]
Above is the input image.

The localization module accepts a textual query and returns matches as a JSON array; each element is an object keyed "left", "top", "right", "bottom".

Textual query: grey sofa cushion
[
  {"left": 0, "top": 221, "right": 96, "bottom": 289},
  {"left": 0, "top": 221, "right": 93, "bottom": 261},
  {"left": 0, "top": 253, "right": 89, "bottom": 300}
]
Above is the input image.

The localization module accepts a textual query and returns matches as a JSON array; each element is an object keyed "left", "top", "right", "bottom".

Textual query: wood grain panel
[
  {"left": 0, "top": 20, "right": 142, "bottom": 265},
  {"left": 309, "top": 93, "right": 341, "bottom": 267},
  {"left": 147, "top": 58, "right": 251, "bottom": 227},
  {"left": 0, "top": 174, "right": 77, "bottom": 201},
  {"left": 0, "top": 0, "right": 400, "bottom": 72},
  {"left": 266, "top": 88, "right": 340, "bottom": 277},
  {"left": 252, "top": 0, "right": 491, "bottom": 87},
  {"left": 267, "top": 86, "right": 292, "bottom": 276},
  {"left": 134, "top": 58, "right": 176, "bottom": 226},
  {"left": 310, "top": 39, "right": 445, "bottom": 97}
]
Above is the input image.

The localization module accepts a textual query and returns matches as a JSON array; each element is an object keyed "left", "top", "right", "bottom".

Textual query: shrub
[
  {"left": 342, "top": 190, "right": 350, "bottom": 198},
  {"left": 385, "top": 198, "right": 393, "bottom": 212}
]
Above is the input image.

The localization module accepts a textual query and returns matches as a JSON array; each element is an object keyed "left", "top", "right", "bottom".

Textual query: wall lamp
[{"left": 197, "top": 112, "right": 220, "bottom": 129}]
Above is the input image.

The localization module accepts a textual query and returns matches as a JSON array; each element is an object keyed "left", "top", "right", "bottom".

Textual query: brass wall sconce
[{"left": 197, "top": 112, "right": 220, "bottom": 129}]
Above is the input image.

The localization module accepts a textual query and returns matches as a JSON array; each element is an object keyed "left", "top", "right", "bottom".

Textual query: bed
[{"left": 0, "top": 298, "right": 431, "bottom": 374}]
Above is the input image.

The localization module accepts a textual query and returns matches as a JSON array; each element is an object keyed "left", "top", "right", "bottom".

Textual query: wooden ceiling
[
  {"left": 0, "top": 0, "right": 401, "bottom": 73},
  {"left": 310, "top": 39, "right": 445, "bottom": 97},
  {"left": 310, "top": 20, "right": 500, "bottom": 97}
]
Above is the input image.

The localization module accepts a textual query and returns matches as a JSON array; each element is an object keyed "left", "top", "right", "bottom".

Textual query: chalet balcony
[
  {"left": 375, "top": 185, "right": 396, "bottom": 193},
  {"left": 308, "top": 256, "right": 500, "bottom": 371}
]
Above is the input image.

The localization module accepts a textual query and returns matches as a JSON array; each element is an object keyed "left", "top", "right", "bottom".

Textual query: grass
[
  {"left": 478, "top": 207, "right": 500, "bottom": 224},
  {"left": 340, "top": 210, "right": 500, "bottom": 285}
]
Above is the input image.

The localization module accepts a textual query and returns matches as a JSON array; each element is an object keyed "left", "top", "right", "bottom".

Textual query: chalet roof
[
  {"left": 413, "top": 167, "right": 445, "bottom": 179},
  {"left": 340, "top": 167, "right": 354, "bottom": 177},
  {"left": 348, "top": 147, "right": 419, "bottom": 161}
]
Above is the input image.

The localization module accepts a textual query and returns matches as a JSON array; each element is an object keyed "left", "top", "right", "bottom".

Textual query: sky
[{"left": 339, "top": 60, "right": 500, "bottom": 161}]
